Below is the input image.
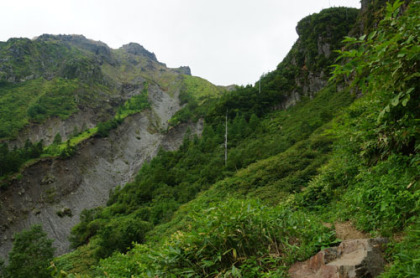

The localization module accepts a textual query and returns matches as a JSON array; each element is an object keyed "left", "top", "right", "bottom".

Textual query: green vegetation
[
  {"left": 60, "top": 79, "right": 353, "bottom": 275},
  {"left": 0, "top": 140, "right": 43, "bottom": 178},
  {"left": 117, "top": 83, "right": 151, "bottom": 118},
  {"left": 169, "top": 75, "right": 223, "bottom": 127},
  {"left": 0, "top": 225, "right": 54, "bottom": 278},
  {"left": 0, "top": 78, "right": 79, "bottom": 139},
  {"left": 0, "top": 81, "right": 151, "bottom": 180},
  {"left": 97, "top": 199, "right": 334, "bottom": 277},
  {"left": 260, "top": 7, "right": 359, "bottom": 96},
  {"left": 50, "top": 2, "right": 419, "bottom": 277},
  {"left": 0, "top": 1, "right": 418, "bottom": 277}
]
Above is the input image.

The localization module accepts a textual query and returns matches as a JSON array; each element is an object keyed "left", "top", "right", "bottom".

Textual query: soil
[{"left": 323, "top": 221, "right": 370, "bottom": 240}]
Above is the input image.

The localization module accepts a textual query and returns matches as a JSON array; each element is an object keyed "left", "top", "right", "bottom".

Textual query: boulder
[{"left": 289, "top": 238, "right": 387, "bottom": 278}]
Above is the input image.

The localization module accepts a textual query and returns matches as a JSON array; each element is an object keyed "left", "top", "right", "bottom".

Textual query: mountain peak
[{"left": 121, "top": 42, "right": 158, "bottom": 62}]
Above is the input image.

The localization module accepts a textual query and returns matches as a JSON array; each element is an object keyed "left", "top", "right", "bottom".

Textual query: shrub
[
  {"left": 4, "top": 225, "right": 54, "bottom": 278},
  {"left": 97, "top": 198, "right": 335, "bottom": 277}
]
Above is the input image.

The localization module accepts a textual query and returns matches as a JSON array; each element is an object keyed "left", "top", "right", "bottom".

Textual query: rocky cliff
[
  {"left": 258, "top": 7, "right": 359, "bottom": 110},
  {"left": 0, "top": 35, "right": 213, "bottom": 258},
  {"left": 0, "top": 78, "right": 204, "bottom": 257}
]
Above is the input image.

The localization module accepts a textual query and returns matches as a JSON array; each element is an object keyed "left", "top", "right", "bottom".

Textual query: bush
[
  {"left": 4, "top": 225, "right": 54, "bottom": 278},
  {"left": 380, "top": 220, "right": 420, "bottom": 278},
  {"left": 95, "top": 216, "right": 152, "bottom": 258},
  {"left": 97, "top": 198, "right": 335, "bottom": 277}
]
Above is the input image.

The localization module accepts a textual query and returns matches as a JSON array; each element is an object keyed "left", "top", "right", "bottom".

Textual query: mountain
[
  {"left": 1, "top": 0, "right": 419, "bottom": 277},
  {"left": 0, "top": 34, "right": 223, "bottom": 257}
]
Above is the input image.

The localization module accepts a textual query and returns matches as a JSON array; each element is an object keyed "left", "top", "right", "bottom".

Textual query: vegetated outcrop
[
  {"left": 259, "top": 7, "right": 359, "bottom": 110},
  {"left": 0, "top": 80, "right": 203, "bottom": 257},
  {"left": 0, "top": 34, "right": 193, "bottom": 146},
  {"left": 351, "top": 0, "right": 412, "bottom": 35},
  {"left": 0, "top": 35, "right": 211, "bottom": 258},
  {"left": 42, "top": 1, "right": 418, "bottom": 276}
]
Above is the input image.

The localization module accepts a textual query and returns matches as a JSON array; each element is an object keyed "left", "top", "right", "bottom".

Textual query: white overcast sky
[{"left": 0, "top": 0, "right": 360, "bottom": 86}]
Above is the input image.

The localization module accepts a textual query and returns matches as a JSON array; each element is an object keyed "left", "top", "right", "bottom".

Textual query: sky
[{"left": 0, "top": 0, "right": 360, "bottom": 86}]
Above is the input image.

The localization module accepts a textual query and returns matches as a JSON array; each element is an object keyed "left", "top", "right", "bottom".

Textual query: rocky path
[{"left": 289, "top": 222, "right": 387, "bottom": 278}]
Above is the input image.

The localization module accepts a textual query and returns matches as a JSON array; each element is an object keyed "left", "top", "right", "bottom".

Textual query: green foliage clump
[
  {"left": 340, "top": 154, "right": 419, "bottom": 233},
  {"left": 26, "top": 78, "right": 79, "bottom": 122},
  {"left": 380, "top": 222, "right": 420, "bottom": 278},
  {"left": 1, "top": 225, "right": 54, "bottom": 278},
  {"left": 95, "top": 215, "right": 152, "bottom": 258},
  {"left": 96, "top": 118, "right": 122, "bottom": 138},
  {"left": 69, "top": 208, "right": 104, "bottom": 249},
  {"left": 0, "top": 78, "right": 80, "bottom": 139},
  {"left": 169, "top": 75, "right": 223, "bottom": 127},
  {"left": 296, "top": 7, "right": 359, "bottom": 72},
  {"left": 118, "top": 82, "right": 151, "bottom": 118},
  {"left": 0, "top": 140, "right": 43, "bottom": 178},
  {"left": 331, "top": 0, "right": 419, "bottom": 162},
  {"left": 96, "top": 199, "right": 334, "bottom": 277}
]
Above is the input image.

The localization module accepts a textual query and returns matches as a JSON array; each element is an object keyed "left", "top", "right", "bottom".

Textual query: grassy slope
[
  {"left": 54, "top": 3, "right": 419, "bottom": 277},
  {"left": 54, "top": 83, "right": 355, "bottom": 276},
  {"left": 3, "top": 2, "right": 418, "bottom": 277},
  {"left": 0, "top": 78, "right": 79, "bottom": 139}
]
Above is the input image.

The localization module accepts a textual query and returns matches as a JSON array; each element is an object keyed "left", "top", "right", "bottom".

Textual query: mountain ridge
[{"left": 0, "top": 1, "right": 418, "bottom": 277}]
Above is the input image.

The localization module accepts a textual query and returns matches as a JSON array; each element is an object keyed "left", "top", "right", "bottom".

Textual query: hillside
[
  {"left": 0, "top": 0, "right": 419, "bottom": 277},
  {"left": 0, "top": 34, "right": 223, "bottom": 257}
]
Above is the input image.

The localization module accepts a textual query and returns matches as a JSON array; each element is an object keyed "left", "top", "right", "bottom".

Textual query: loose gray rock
[{"left": 289, "top": 238, "right": 388, "bottom": 278}]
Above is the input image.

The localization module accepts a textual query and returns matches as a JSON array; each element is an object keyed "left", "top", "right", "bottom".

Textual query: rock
[
  {"left": 172, "top": 66, "right": 191, "bottom": 76},
  {"left": 289, "top": 238, "right": 387, "bottom": 278},
  {"left": 0, "top": 86, "right": 203, "bottom": 258},
  {"left": 121, "top": 43, "right": 158, "bottom": 62}
]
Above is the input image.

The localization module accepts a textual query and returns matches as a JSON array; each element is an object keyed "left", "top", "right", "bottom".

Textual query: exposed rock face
[
  {"left": 38, "top": 34, "right": 115, "bottom": 65},
  {"left": 289, "top": 238, "right": 388, "bottom": 278},
  {"left": 0, "top": 34, "right": 207, "bottom": 259},
  {"left": 8, "top": 109, "right": 100, "bottom": 148},
  {"left": 284, "top": 7, "right": 359, "bottom": 101},
  {"left": 172, "top": 66, "right": 192, "bottom": 76},
  {"left": 121, "top": 43, "right": 159, "bottom": 62},
  {"left": 0, "top": 83, "right": 204, "bottom": 258}
]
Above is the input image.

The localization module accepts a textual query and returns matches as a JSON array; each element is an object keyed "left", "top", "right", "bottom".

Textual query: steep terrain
[
  {"left": 0, "top": 35, "right": 220, "bottom": 257},
  {"left": 47, "top": 1, "right": 419, "bottom": 277},
  {"left": 0, "top": 92, "right": 203, "bottom": 256},
  {"left": 0, "top": 34, "right": 192, "bottom": 146},
  {"left": 0, "top": 0, "right": 418, "bottom": 277}
]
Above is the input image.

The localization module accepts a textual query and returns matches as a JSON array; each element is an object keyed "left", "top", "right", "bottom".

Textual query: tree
[
  {"left": 53, "top": 132, "right": 62, "bottom": 145},
  {"left": 5, "top": 225, "right": 55, "bottom": 278}
]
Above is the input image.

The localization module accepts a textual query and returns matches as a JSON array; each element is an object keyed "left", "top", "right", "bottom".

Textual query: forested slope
[
  {"left": 0, "top": 0, "right": 418, "bottom": 277},
  {"left": 49, "top": 1, "right": 418, "bottom": 277},
  {"left": 0, "top": 34, "right": 224, "bottom": 259}
]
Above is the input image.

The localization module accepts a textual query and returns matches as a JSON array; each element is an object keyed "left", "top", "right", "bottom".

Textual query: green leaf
[
  {"left": 391, "top": 96, "right": 400, "bottom": 107},
  {"left": 402, "top": 96, "right": 410, "bottom": 107},
  {"left": 406, "top": 87, "right": 414, "bottom": 95},
  {"left": 342, "top": 36, "right": 358, "bottom": 43},
  {"left": 368, "top": 31, "right": 377, "bottom": 41},
  {"left": 231, "top": 265, "right": 241, "bottom": 277}
]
